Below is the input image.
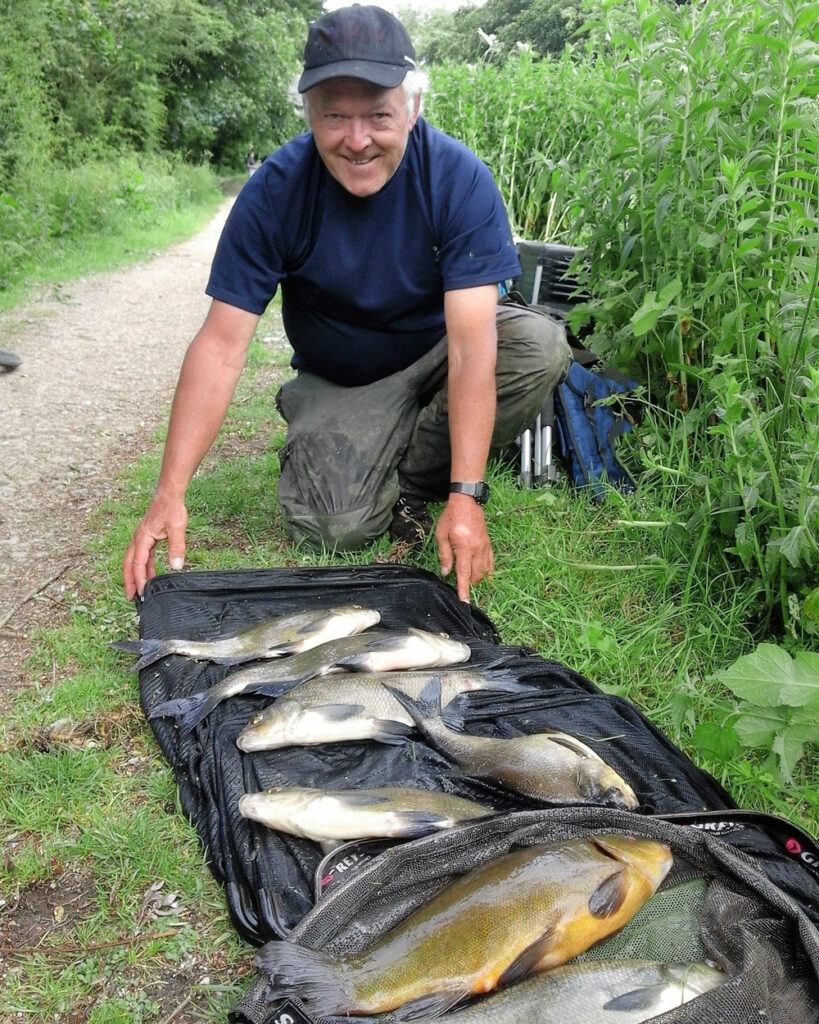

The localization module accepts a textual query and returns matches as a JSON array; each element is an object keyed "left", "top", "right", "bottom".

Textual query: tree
[{"left": 162, "top": 0, "right": 322, "bottom": 165}]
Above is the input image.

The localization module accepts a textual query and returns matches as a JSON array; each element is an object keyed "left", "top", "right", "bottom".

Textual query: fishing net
[
  {"left": 234, "top": 809, "right": 819, "bottom": 1024},
  {"left": 133, "top": 565, "right": 819, "bottom": 1023}
]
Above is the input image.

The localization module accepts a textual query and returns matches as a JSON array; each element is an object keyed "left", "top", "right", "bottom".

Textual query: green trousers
[{"left": 274, "top": 300, "right": 572, "bottom": 550}]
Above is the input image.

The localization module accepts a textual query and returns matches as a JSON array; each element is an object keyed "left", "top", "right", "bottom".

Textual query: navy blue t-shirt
[{"left": 206, "top": 117, "right": 521, "bottom": 386}]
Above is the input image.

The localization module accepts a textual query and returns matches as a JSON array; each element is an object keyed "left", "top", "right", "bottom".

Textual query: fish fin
[
  {"left": 337, "top": 792, "right": 394, "bottom": 806},
  {"left": 390, "top": 989, "right": 470, "bottom": 1021},
  {"left": 603, "top": 983, "right": 669, "bottom": 1012},
  {"left": 479, "top": 670, "right": 540, "bottom": 694},
  {"left": 369, "top": 720, "right": 414, "bottom": 745},
  {"left": 254, "top": 941, "right": 351, "bottom": 1016},
  {"left": 213, "top": 649, "right": 283, "bottom": 662},
  {"left": 316, "top": 703, "right": 369, "bottom": 721},
  {"left": 109, "top": 638, "right": 171, "bottom": 673},
  {"left": 253, "top": 673, "right": 315, "bottom": 699},
  {"left": 546, "top": 732, "right": 602, "bottom": 759},
  {"left": 332, "top": 637, "right": 401, "bottom": 671},
  {"left": 494, "top": 719, "right": 526, "bottom": 738},
  {"left": 395, "top": 812, "right": 459, "bottom": 838},
  {"left": 319, "top": 839, "right": 346, "bottom": 856},
  {"left": 332, "top": 653, "right": 366, "bottom": 670},
  {"left": 496, "top": 931, "right": 556, "bottom": 988},
  {"left": 108, "top": 639, "right": 143, "bottom": 654},
  {"left": 588, "top": 868, "right": 628, "bottom": 918},
  {"left": 147, "top": 692, "right": 205, "bottom": 720},
  {"left": 362, "top": 633, "right": 413, "bottom": 650},
  {"left": 177, "top": 694, "right": 219, "bottom": 734},
  {"left": 383, "top": 678, "right": 442, "bottom": 724},
  {"left": 266, "top": 638, "right": 304, "bottom": 655}
]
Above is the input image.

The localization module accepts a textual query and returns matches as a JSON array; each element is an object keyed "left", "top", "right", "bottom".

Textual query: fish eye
[{"left": 252, "top": 714, "right": 262, "bottom": 724}]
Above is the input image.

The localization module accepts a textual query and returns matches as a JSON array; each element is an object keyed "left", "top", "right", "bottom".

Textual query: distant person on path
[
  {"left": 123, "top": 5, "right": 571, "bottom": 603},
  {"left": 245, "top": 149, "right": 258, "bottom": 177}
]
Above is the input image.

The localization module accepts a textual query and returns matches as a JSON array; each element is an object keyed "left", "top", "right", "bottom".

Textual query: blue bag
[{"left": 552, "top": 353, "right": 639, "bottom": 500}]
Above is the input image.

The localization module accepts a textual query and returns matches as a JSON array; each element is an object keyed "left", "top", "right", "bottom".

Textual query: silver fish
[
  {"left": 110, "top": 603, "right": 380, "bottom": 673},
  {"left": 235, "top": 668, "right": 531, "bottom": 752},
  {"left": 149, "top": 627, "right": 471, "bottom": 733},
  {"left": 425, "top": 959, "right": 727, "bottom": 1022},
  {"left": 386, "top": 678, "right": 639, "bottom": 810},
  {"left": 238, "top": 786, "right": 492, "bottom": 843}
]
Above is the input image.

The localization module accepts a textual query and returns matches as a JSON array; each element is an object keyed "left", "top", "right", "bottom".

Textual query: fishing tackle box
[{"left": 135, "top": 564, "right": 819, "bottom": 1022}]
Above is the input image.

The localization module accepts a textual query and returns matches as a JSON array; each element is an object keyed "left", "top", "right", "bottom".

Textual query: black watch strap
[{"left": 449, "top": 481, "right": 490, "bottom": 505}]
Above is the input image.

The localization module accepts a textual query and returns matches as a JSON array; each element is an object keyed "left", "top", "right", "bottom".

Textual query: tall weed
[{"left": 429, "top": 0, "right": 819, "bottom": 636}]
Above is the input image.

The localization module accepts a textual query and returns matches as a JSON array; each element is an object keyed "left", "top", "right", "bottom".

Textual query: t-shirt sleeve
[
  {"left": 435, "top": 153, "right": 521, "bottom": 291},
  {"left": 205, "top": 166, "right": 288, "bottom": 315}
]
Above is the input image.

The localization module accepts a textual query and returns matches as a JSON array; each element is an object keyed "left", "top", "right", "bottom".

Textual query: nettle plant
[{"left": 564, "top": 0, "right": 819, "bottom": 637}]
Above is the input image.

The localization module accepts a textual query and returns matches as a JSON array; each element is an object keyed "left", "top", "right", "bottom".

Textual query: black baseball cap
[{"left": 297, "top": 5, "right": 416, "bottom": 94}]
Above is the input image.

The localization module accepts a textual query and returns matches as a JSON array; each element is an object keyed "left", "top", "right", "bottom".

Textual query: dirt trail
[{"left": 0, "top": 199, "right": 234, "bottom": 695}]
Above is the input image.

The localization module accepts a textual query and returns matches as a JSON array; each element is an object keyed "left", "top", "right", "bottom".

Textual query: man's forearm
[
  {"left": 447, "top": 351, "right": 495, "bottom": 484},
  {"left": 155, "top": 303, "right": 257, "bottom": 501},
  {"left": 444, "top": 286, "right": 499, "bottom": 484}
]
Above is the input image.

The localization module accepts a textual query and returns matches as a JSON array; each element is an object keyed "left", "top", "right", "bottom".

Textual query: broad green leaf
[
  {"left": 775, "top": 525, "right": 813, "bottom": 569},
  {"left": 795, "top": 4, "right": 819, "bottom": 33},
  {"left": 717, "top": 644, "right": 819, "bottom": 709},
  {"left": 630, "top": 293, "right": 664, "bottom": 337},
  {"left": 658, "top": 277, "right": 682, "bottom": 305},
  {"left": 692, "top": 721, "right": 740, "bottom": 760},
  {"left": 772, "top": 724, "right": 816, "bottom": 785},
  {"left": 696, "top": 230, "right": 721, "bottom": 249},
  {"left": 805, "top": 588, "right": 819, "bottom": 625},
  {"left": 733, "top": 708, "right": 780, "bottom": 749}
]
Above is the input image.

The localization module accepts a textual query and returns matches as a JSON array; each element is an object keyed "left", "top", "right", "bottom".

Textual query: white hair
[{"left": 297, "top": 69, "right": 430, "bottom": 123}]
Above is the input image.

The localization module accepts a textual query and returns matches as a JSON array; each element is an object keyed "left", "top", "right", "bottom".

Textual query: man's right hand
[
  {"left": 122, "top": 493, "right": 188, "bottom": 600},
  {"left": 120, "top": 300, "right": 260, "bottom": 601}
]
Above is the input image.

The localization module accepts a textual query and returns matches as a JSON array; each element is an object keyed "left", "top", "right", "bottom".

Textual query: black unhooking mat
[{"left": 136, "top": 564, "right": 819, "bottom": 954}]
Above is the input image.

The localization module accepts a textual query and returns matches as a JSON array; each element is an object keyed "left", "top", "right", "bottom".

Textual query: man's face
[{"left": 307, "top": 78, "right": 419, "bottom": 198}]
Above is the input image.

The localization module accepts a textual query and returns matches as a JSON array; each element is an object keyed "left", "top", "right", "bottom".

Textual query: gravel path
[{"left": 0, "top": 199, "right": 235, "bottom": 697}]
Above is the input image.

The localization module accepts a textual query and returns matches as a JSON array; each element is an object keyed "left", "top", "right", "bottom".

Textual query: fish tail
[
  {"left": 108, "top": 638, "right": 172, "bottom": 673},
  {"left": 254, "top": 940, "right": 354, "bottom": 1016},
  {"left": 147, "top": 691, "right": 212, "bottom": 732},
  {"left": 383, "top": 677, "right": 443, "bottom": 725}
]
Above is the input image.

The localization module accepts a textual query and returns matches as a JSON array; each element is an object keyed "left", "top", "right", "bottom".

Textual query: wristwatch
[{"left": 449, "top": 481, "right": 490, "bottom": 505}]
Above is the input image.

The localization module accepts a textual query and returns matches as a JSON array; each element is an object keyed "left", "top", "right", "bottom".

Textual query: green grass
[{"left": 1, "top": 307, "right": 816, "bottom": 1018}]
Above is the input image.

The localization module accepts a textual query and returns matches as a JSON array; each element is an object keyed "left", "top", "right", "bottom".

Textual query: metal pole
[
  {"left": 519, "top": 427, "right": 532, "bottom": 488},
  {"left": 533, "top": 412, "right": 542, "bottom": 483}
]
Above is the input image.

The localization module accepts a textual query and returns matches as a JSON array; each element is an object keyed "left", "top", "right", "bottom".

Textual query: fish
[
  {"left": 384, "top": 678, "right": 638, "bottom": 810},
  {"left": 235, "top": 668, "right": 533, "bottom": 752},
  {"left": 421, "top": 959, "right": 727, "bottom": 1022},
  {"left": 149, "top": 627, "right": 472, "bottom": 733},
  {"left": 254, "top": 833, "right": 673, "bottom": 1020},
  {"left": 238, "top": 786, "right": 493, "bottom": 843},
  {"left": 109, "top": 603, "right": 381, "bottom": 673}
]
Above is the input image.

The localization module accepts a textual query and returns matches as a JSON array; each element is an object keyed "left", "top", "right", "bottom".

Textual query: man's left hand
[{"left": 436, "top": 493, "right": 494, "bottom": 602}]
